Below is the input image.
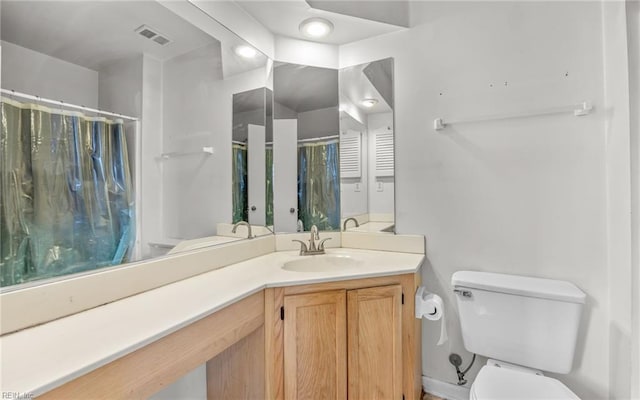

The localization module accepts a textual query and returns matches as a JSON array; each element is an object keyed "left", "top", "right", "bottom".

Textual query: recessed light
[
  {"left": 299, "top": 17, "right": 334, "bottom": 38},
  {"left": 234, "top": 45, "right": 258, "bottom": 59},
  {"left": 360, "top": 98, "right": 378, "bottom": 108}
]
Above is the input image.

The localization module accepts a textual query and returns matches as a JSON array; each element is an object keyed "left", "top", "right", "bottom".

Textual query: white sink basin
[{"left": 282, "top": 254, "right": 363, "bottom": 272}]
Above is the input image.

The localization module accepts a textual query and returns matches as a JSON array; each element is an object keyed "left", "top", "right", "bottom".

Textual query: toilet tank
[{"left": 452, "top": 271, "right": 586, "bottom": 374}]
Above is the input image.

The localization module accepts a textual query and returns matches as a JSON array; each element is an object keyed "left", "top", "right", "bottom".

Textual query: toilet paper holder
[
  {"left": 415, "top": 286, "right": 449, "bottom": 345},
  {"left": 415, "top": 286, "right": 442, "bottom": 318}
]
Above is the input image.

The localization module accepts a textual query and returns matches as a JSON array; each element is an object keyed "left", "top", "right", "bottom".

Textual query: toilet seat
[{"left": 470, "top": 365, "right": 580, "bottom": 400}]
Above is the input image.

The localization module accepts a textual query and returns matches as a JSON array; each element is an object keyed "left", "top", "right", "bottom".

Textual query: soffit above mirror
[
  {"left": 306, "top": 1, "right": 410, "bottom": 28},
  {"left": 234, "top": 0, "right": 406, "bottom": 45}
]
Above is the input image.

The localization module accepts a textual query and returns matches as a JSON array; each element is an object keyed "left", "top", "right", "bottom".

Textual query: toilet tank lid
[{"left": 452, "top": 271, "right": 586, "bottom": 304}]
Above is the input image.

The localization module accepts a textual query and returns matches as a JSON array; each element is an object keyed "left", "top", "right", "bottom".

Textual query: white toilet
[{"left": 452, "top": 271, "right": 586, "bottom": 400}]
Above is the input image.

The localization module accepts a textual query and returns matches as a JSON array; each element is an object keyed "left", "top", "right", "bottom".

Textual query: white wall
[
  {"left": 1, "top": 41, "right": 98, "bottom": 108},
  {"left": 602, "top": 2, "right": 634, "bottom": 399},
  {"left": 626, "top": 1, "right": 640, "bottom": 397},
  {"left": 297, "top": 106, "right": 340, "bottom": 139},
  {"left": 274, "top": 36, "right": 339, "bottom": 69},
  {"left": 98, "top": 56, "right": 143, "bottom": 118},
  {"left": 341, "top": 2, "right": 611, "bottom": 398},
  {"left": 149, "top": 365, "right": 206, "bottom": 400},
  {"left": 140, "top": 54, "right": 164, "bottom": 255},
  {"left": 233, "top": 108, "right": 265, "bottom": 142},
  {"left": 98, "top": 55, "right": 144, "bottom": 259},
  {"left": 162, "top": 43, "right": 224, "bottom": 240},
  {"left": 273, "top": 119, "right": 299, "bottom": 232}
]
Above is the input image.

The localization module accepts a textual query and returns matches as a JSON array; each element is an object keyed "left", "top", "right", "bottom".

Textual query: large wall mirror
[
  {"left": 339, "top": 58, "right": 395, "bottom": 233},
  {"left": 0, "top": 0, "right": 273, "bottom": 289},
  {"left": 271, "top": 58, "right": 394, "bottom": 234},
  {"left": 272, "top": 62, "right": 340, "bottom": 232}
]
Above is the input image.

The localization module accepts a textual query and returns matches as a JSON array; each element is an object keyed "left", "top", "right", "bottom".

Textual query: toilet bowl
[{"left": 470, "top": 361, "right": 580, "bottom": 400}]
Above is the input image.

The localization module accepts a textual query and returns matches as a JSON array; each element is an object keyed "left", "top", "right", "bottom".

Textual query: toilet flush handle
[{"left": 453, "top": 289, "right": 473, "bottom": 298}]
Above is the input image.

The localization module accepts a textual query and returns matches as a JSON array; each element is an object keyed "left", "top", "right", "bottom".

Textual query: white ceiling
[
  {"left": 1, "top": 1, "right": 218, "bottom": 71},
  {"left": 235, "top": 0, "right": 405, "bottom": 45},
  {"left": 274, "top": 62, "right": 338, "bottom": 113}
]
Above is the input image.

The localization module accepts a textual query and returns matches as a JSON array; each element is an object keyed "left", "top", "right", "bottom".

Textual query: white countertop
[
  {"left": 347, "top": 222, "right": 395, "bottom": 233},
  {"left": 0, "top": 248, "right": 423, "bottom": 396},
  {"left": 168, "top": 235, "right": 240, "bottom": 254}
]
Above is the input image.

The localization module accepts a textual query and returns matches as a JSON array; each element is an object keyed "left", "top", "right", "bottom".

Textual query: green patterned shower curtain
[
  {"left": 232, "top": 143, "right": 248, "bottom": 223},
  {"left": 297, "top": 140, "right": 340, "bottom": 231},
  {"left": 266, "top": 147, "right": 273, "bottom": 227},
  {"left": 0, "top": 98, "right": 134, "bottom": 287}
]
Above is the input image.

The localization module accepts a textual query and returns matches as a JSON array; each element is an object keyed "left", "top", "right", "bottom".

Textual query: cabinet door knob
[
  {"left": 251, "top": 206, "right": 257, "bottom": 211},
  {"left": 290, "top": 208, "right": 296, "bottom": 214}
]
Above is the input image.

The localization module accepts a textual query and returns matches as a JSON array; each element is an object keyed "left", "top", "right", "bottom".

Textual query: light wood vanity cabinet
[
  {"left": 38, "top": 273, "right": 420, "bottom": 400},
  {"left": 283, "top": 290, "right": 348, "bottom": 400},
  {"left": 266, "top": 273, "right": 421, "bottom": 400},
  {"left": 281, "top": 286, "right": 402, "bottom": 400},
  {"left": 347, "top": 285, "right": 403, "bottom": 400}
]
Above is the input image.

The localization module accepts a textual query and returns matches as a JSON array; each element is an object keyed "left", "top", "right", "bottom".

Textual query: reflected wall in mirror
[
  {"left": 339, "top": 58, "right": 395, "bottom": 234},
  {"left": 0, "top": 0, "right": 272, "bottom": 288},
  {"left": 231, "top": 87, "right": 274, "bottom": 227},
  {"left": 272, "top": 62, "right": 340, "bottom": 233}
]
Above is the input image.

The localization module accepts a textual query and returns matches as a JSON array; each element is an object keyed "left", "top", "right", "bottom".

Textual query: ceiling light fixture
[
  {"left": 360, "top": 98, "right": 379, "bottom": 108},
  {"left": 234, "top": 45, "right": 258, "bottom": 59},
  {"left": 299, "top": 17, "right": 334, "bottom": 38}
]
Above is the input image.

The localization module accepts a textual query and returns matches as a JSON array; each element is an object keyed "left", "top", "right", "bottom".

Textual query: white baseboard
[{"left": 422, "top": 376, "right": 470, "bottom": 400}]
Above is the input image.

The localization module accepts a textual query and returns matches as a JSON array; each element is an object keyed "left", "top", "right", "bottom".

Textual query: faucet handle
[
  {"left": 317, "top": 237, "right": 331, "bottom": 251},
  {"left": 291, "top": 240, "right": 308, "bottom": 255}
]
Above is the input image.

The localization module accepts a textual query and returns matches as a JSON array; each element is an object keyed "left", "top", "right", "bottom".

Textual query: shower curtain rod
[
  {"left": 264, "top": 135, "right": 339, "bottom": 146},
  {"left": 297, "top": 135, "right": 339, "bottom": 144},
  {"left": 1, "top": 88, "right": 139, "bottom": 121}
]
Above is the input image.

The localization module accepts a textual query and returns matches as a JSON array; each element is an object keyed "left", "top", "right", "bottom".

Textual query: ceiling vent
[{"left": 135, "top": 25, "right": 171, "bottom": 46}]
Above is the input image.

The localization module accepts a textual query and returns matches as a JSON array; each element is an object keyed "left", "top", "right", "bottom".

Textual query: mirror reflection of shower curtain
[
  {"left": 297, "top": 140, "right": 340, "bottom": 231},
  {"left": 232, "top": 144, "right": 248, "bottom": 223},
  {"left": 265, "top": 147, "right": 274, "bottom": 227},
  {"left": 0, "top": 98, "right": 134, "bottom": 287}
]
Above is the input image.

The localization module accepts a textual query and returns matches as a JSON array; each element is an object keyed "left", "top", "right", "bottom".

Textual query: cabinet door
[
  {"left": 347, "top": 285, "right": 403, "bottom": 400},
  {"left": 283, "top": 290, "right": 347, "bottom": 400}
]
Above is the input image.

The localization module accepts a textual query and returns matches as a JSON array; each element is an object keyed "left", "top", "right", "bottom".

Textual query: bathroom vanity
[
  {"left": 0, "top": 1, "right": 410, "bottom": 397},
  {"left": 263, "top": 274, "right": 420, "bottom": 400},
  {"left": 2, "top": 234, "right": 424, "bottom": 400}
]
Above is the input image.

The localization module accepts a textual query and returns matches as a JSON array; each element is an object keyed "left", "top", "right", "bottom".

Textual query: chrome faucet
[
  {"left": 292, "top": 224, "right": 331, "bottom": 255},
  {"left": 232, "top": 221, "right": 253, "bottom": 239},
  {"left": 343, "top": 217, "right": 359, "bottom": 231}
]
